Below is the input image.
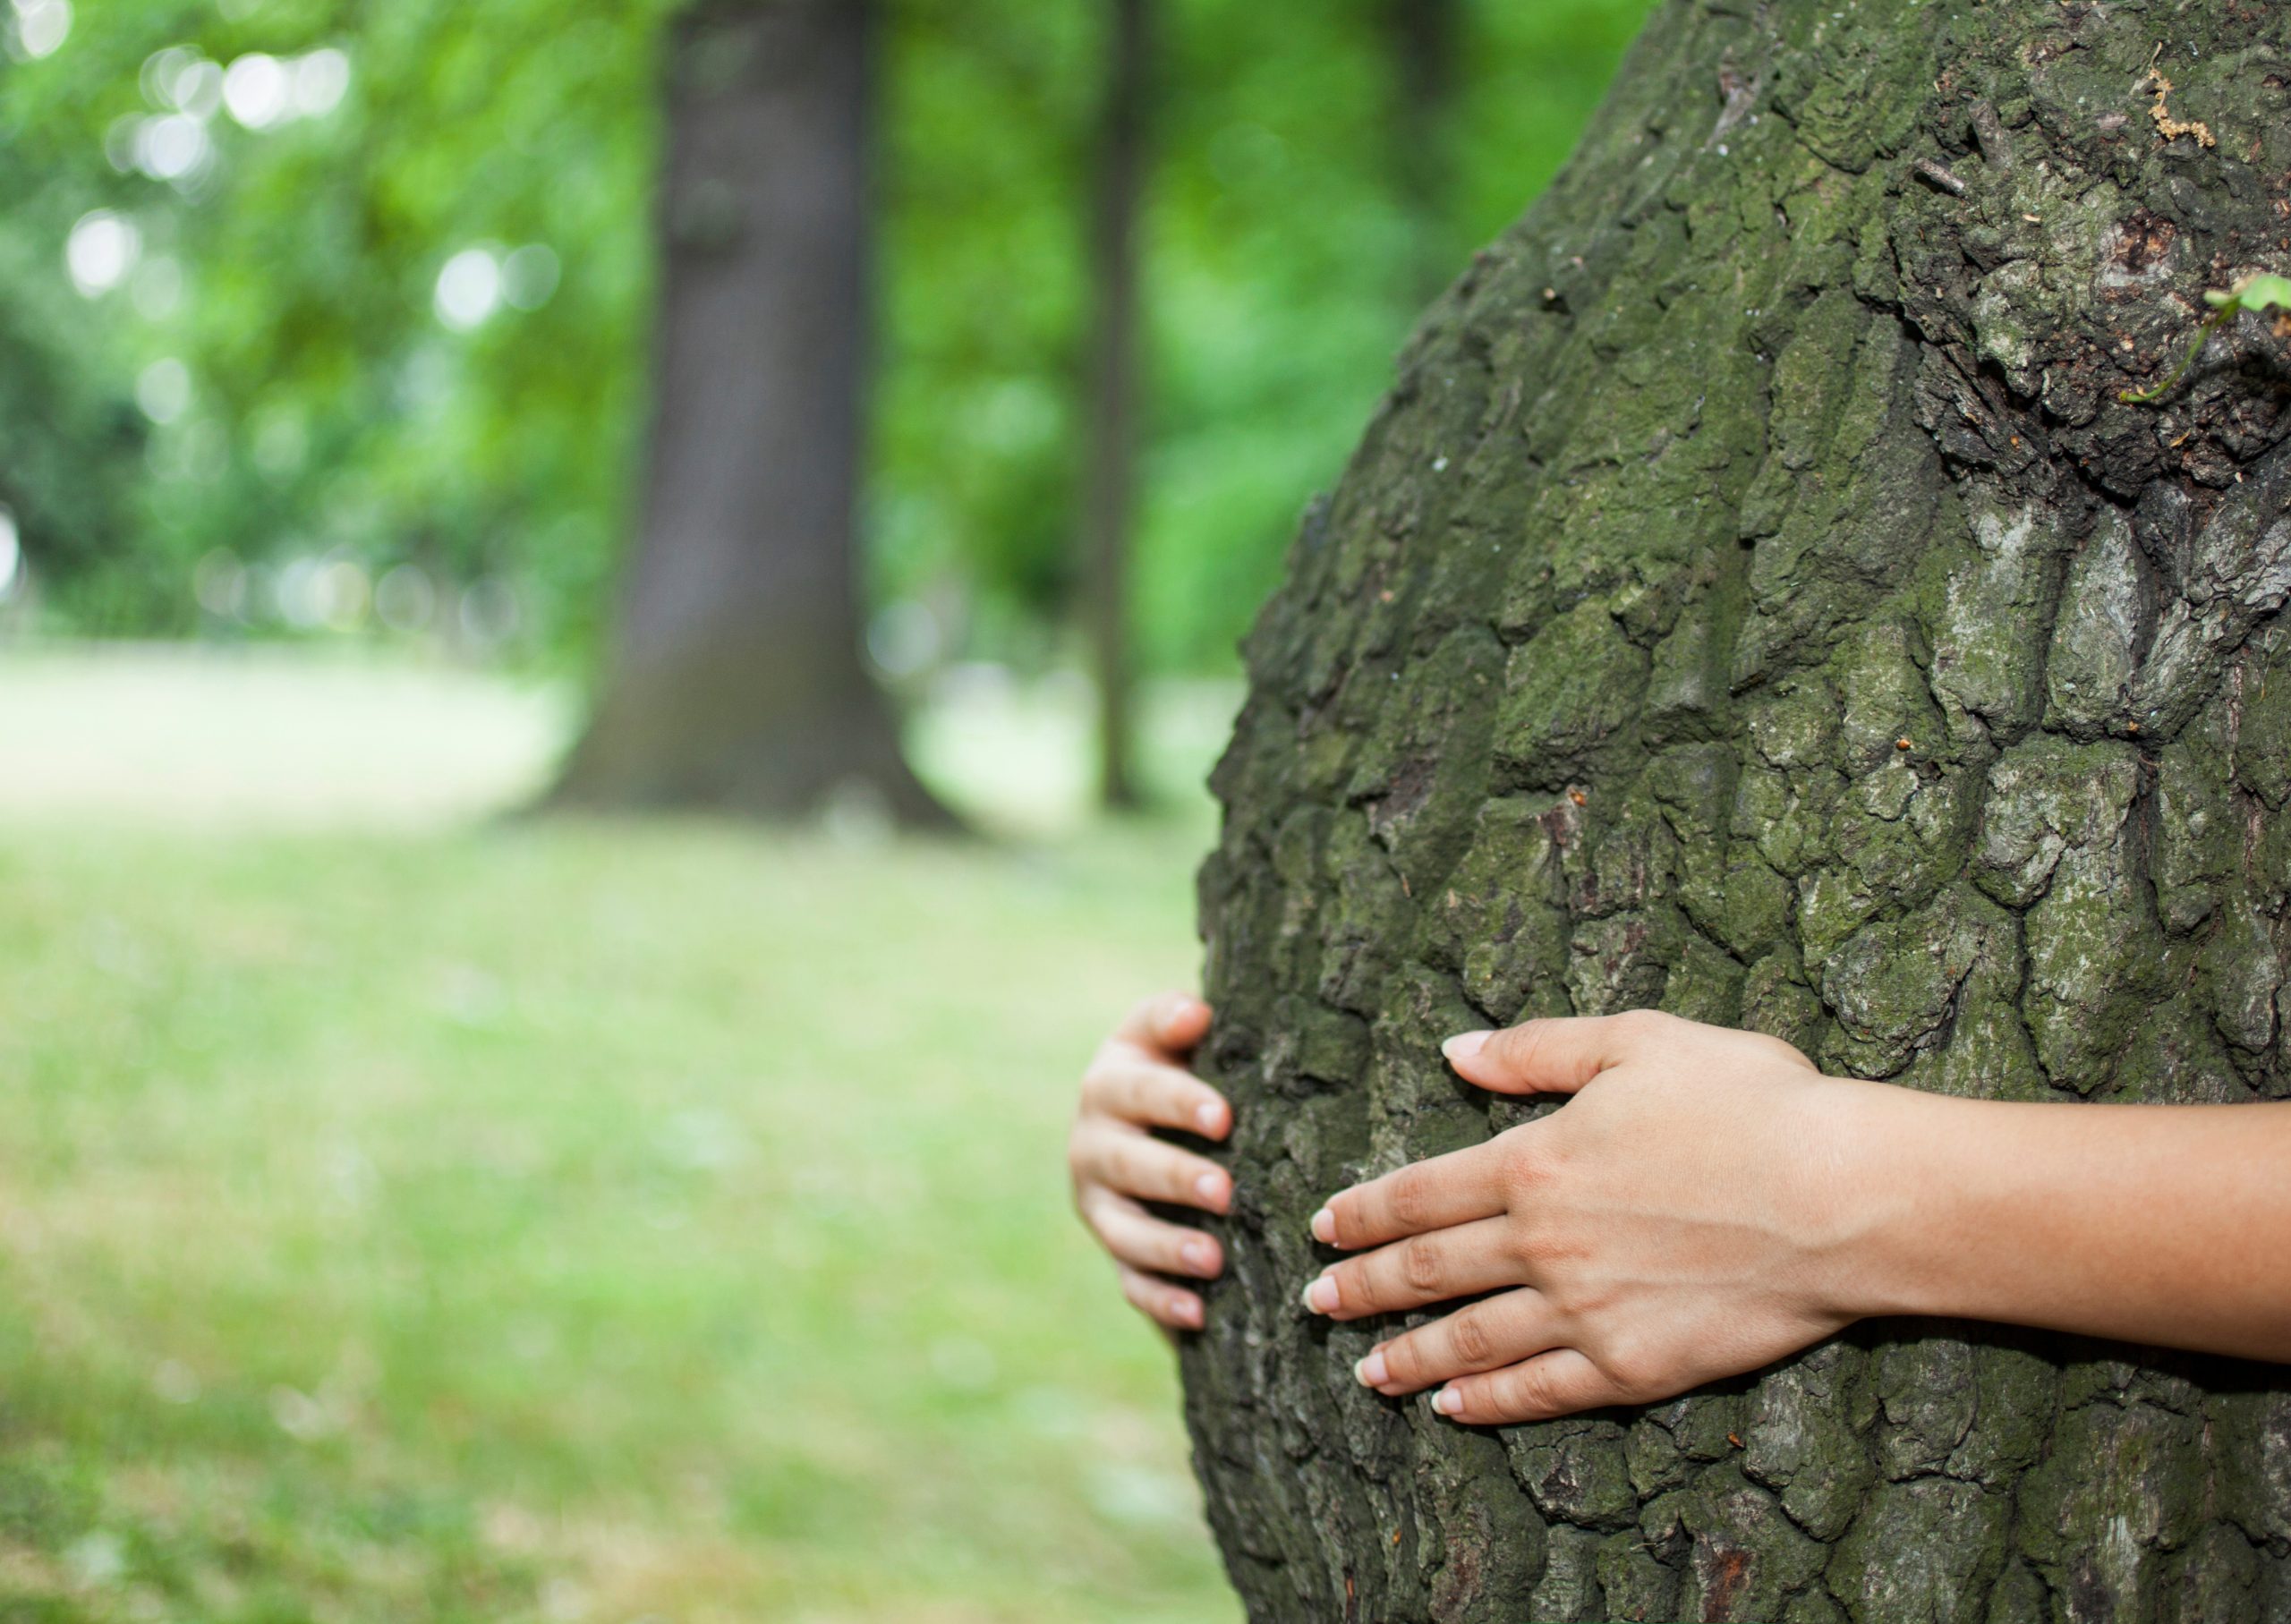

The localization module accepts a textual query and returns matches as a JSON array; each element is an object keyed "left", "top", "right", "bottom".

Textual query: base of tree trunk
[{"left": 545, "top": 623, "right": 956, "bottom": 829}]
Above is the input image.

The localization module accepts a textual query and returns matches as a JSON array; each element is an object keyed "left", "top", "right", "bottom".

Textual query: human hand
[
  {"left": 1069, "top": 992, "right": 1231, "bottom": 1331},
  {"left": 1304, "top": 1010, "right": 1886, "bottom": 1424}
]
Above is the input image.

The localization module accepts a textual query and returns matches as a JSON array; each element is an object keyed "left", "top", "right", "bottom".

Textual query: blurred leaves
[{"left": 0, "top": 0, "right": 1649, "bottom": 668}]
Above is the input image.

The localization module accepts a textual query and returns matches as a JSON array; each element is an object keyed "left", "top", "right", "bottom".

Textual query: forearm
[{"left": 1844, "top": 1090, "right": 2291, "bottom": 1362}]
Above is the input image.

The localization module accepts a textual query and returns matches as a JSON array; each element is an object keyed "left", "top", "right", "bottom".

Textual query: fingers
[
  {"left": 1312, "top": 1143, "right": 1505, "bottom": 1251},
  {"left": 1079, "top": 1186, "right": 1222, "bottom": 1280},
  {"left": 1353, "top": 1287, "right": 1563, "bottom": 1395},
  {"left": 1083, "top": 1059, "right": 1231, "bottom": 1141},
  {"left": 1300, "top": 1217, "right": 1518, "bottom": 1321},
  {"left": 1112, "top": 991, "right": 1213, "bottom": 1058},
  {"left": 1118, "top": 1263, "right": 1204, "bottom": 1331},
  {"left": 1427, "top": 1348, "right": 1622, "bottom": 1424},
  {"left": 1441, "top": 1009, "right": 1674, "bottom": 1097},
  {"left": 1070, "top": 1119, "right": 1232, "bottom": 1213}
]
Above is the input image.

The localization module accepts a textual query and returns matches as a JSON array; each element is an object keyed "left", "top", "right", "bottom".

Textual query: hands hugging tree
[{"left": 1299, "top": 1012, "right": 1861, "bottom": 1425}]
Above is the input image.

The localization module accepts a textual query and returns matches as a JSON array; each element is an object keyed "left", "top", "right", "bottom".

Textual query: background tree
[
  {"left": 1078, "top": 0, "right": 1149, "bottom": 812},
  {"left": 550, "top": 0, "right": 947, "bottom": 821},
  {"left": 1380, "top": 0, "right": 1459, "bottom": 305},
  {"left": 1188, "top": 1, "right": 2291, "bottom": 1617}
]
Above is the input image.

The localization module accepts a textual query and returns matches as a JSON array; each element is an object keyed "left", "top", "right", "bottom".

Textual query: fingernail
[
  {"left": 1433, "top": 1387, "right": 1463, "bottom": 1415},
  {"left": 1356, "top": 1350, "right": 1389, "bottom": 1387},
  {"left": 1195, "top": 1172, "right": 1226, "bottom": 1206},
  {"left": 1172, "top": 1295, "right": 1203, "bottom": 1329},
  {"left": 1180, "top": 1239, "right": 1214, "bottom": 1276},
  {"left": 1195, "top": 1101, "right": 1222, "bottom": 1135},
  {"left": 1310, "top": 1206, "right": 1335, "bottom": 1245},
  {"left": 1302, "top": 1274, "right": 1339, "bottom": 1314},
  {"left": 1442, "top": 1031, "right": 1492, "bottom": 1065}
]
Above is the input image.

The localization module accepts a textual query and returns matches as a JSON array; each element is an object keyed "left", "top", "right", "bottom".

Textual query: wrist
[{"left": 1809, "top": 1076, "right": 1963, "bottom": 1325}]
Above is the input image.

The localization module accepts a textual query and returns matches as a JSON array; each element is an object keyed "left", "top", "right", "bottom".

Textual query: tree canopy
[{"left": 0, "top": 0, "right": 1650, "bottom": 673}]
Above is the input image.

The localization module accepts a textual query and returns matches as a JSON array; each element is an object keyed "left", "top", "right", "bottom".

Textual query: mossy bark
[{"left": 1186, "top": 3, "right": 2291, "bottom": 1618}]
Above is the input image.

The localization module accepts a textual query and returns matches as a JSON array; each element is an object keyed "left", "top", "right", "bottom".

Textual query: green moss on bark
[{"left": 1186, "top": 2, "right": 2291, "bottom": 1617}]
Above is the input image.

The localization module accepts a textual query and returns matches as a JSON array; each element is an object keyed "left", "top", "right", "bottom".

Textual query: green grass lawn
[{"left": 0, "top": 653, "right": 1242, "bottom": 1622}]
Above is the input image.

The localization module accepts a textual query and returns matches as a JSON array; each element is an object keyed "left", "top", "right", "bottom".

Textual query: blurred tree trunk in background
[
  {"left": 551, "top": 0, "right": 950, "bottom": 825},
  {"left": 1381, "top": 0, "right": 1460, "bottom": 305},
  {"left": 1188, "top": 0, "right": 2291, "bottom": 1617},
  {"left": 1082, "top": 0, "right": 1150, "bottom": 812}
]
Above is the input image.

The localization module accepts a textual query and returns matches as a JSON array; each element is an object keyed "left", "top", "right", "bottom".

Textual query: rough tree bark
[
  {"left": 551, "top": 0, "right": 949, "bottom": 824},
  {"left": 1187, "top": 3, "right": 2291, "bottom": 1619}
]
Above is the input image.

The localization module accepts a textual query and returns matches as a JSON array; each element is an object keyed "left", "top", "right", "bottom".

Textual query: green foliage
[
  {"left": 2, "top": 0, "right": 1651, "bottom": 668},
  {"left": 2120, "top": 271, "right": 2291, "bottom": 405}
]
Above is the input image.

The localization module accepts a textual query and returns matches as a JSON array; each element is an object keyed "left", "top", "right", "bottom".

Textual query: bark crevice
[{"left": 1186, "top": 2, "right": 2291, "bottom": 1617}]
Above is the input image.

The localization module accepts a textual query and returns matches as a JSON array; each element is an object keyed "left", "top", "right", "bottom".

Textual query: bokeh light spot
[
  {"left": 192, "top": 548, "right": 247, "bottom": 618},
  {"left": 11, "top": 0, "right": 71, "bottom": 59},
  {"left": 292, "top": 47, "right": 350, "bottom": 117},
  {"left": 501, "top": 243, "right": 559, "bottom": 310},
  {"left": 435, "top": 247, "right": 502, "bottom": 331},
  {"left": 135, "top": 357, "right": 192, "bottom": 423},
  {"left": 0, "top": 507, "right": 21, "bottom": 601},
  {"left": 223, "top": 52, "right": 290, "bottom": 129},
  {"left": 375, "top": 564, "right": 437, "bottom": 633},
  {"left": 136, "top": 114, "right": 212, "bottom": 182},
  {"left": 65, "top": 210, "right": 140, "bottom": 297}
]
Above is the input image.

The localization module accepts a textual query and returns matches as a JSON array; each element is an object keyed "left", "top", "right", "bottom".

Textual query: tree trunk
[
  {"left": 1187, "top": 3, "right": 2291, "bottom": 1619},
  {"left": 1083, "top": 0, "right": 1150, "bottom": 812},
  {"left": 1382, "top": 0, "right": 1461, "bottom": 307},
  {"left": 550, "top": 0, "right": 950, "bottom": 826}
]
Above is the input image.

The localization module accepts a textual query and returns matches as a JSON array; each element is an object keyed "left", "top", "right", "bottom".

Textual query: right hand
[{"left": 1068, "top": 992, "right": 1231, "bottom": 1330}]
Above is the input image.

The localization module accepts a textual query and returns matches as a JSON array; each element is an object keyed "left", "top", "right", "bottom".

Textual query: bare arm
[
  {"left": 1304, "top": 1011, "right": 2291, "bottom": 1424},
  {"left": 1855, "top": 1089, "right": 2291, "bottom": 1362}
]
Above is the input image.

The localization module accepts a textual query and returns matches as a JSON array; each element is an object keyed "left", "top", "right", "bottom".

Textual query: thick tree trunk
[
  {"left": 1187, "top": 3, "right": 2291, "bottom": 1619},
  {"left": 1082, "top": 0, "right": 1150, "bottom": 812},
  {"left": 551, "top": 0, "right": 950, "bottom": 825}
]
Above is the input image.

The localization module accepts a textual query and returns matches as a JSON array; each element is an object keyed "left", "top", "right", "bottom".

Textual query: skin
[
  {"left": 1069, "top": 997, "right": 2291, "bottom": 1424},
  {"left": 1068, "top": 992, "right": 1231, "bottom": 1331}
]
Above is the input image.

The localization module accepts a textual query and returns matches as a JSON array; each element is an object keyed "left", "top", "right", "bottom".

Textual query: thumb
[{"left": 1442, "top": 1011, "right": 1658, "bottom": 1096}]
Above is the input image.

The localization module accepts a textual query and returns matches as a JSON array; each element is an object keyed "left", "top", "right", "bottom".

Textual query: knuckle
[
  {"left": 1506, "top": 1223, "right": 1556, "bottom": 1270},
  {"left": 1603, "top": 1344, "right": 1656, "bottom": 1401},
  {"left": 1506, "top": 1362, "right": 1559, "bottom": 1418},
  {"left": 1380, "top": 1337, "right": 1420, "bottom": 1386},
  {"left": 1387, "top": 1172, "right": 1431, "bottom": 1231},
  {"left": 1401, "top": 1235, "right": 1445, "bottom": 1294},
  {"left": 1120, "top": 1070, "right": 1164, "bottom": 1125},
  {"left": 1614, "top": 1008, "right": 1670, "bottom": 1044},
  {"left": 1110, "top": 1138, "right": 1154, "bottom": 1195},
  {"left": 1488, "top": 1019, "right": 1546, "bottom": 1070},
  {"left": 1448, "top": 1305, "right": 1495, "bottom": 1367}
]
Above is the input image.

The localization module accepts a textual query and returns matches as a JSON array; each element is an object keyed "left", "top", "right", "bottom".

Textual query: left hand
[{"left": 1302, "top": 1010, "right": 1886, "bottom": 1424}]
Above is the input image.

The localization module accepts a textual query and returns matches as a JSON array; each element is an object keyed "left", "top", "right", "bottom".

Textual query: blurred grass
[{"left": 0, "top": 647, "right": 1240, "bottom": 1622}]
